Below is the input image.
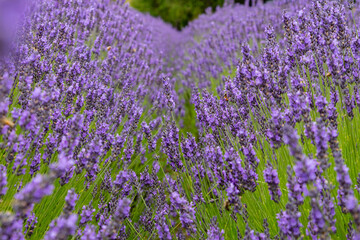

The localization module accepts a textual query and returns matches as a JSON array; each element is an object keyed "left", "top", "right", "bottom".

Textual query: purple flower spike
[
  {"left": 0, "top": 213, "right": 24, "bottom": 240},
  {"left": 277, "top": 202, "right": 302, "bottom": 239},
  {"left": 0, "top": 165, "right": 7, "bottom": 196},
  {"left": 14, "top": 174, "right": 54, "bottom": 217},
  {"left": 264, "top": 162, "right": 282, "bottom": 203},
  {"left": 293, "top": 157, "right": 317, "bottom": 184},
  {"left": 80, "top": 204, "right": 95, "bottom": 226},
  {"left": 207, "top": 217, "right": 224, "bottom": 240},
  {"left": 312, "top": 119, "right": 330, "bottom": 171},
  {"left": 80, "top": 224, "right": 97, "bottom": 240},
  {"left": 44, "top": 214, "right": 78, "bottom": 240},
  {"left": 283, "top": 125, "right": 318, "bottom": 184},
  {"left": 24, "top": 212, "right": 37, "bottom": 237},
  {"left": 156, "top": 215, "right": 172, "bottom": 240},
  {"left": 114, "top": 198, "right": 131, "bottom": 221},
  {"left": 64, "top": 189, "right": 78, "bottom": 216},
  {"left": 170, "top": 191, "right": 197, "bottom": 235}
]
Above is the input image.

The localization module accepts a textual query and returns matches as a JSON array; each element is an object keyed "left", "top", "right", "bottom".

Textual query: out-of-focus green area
[{"left": 130, "top": 0, "right": 268, "bottom": 30}]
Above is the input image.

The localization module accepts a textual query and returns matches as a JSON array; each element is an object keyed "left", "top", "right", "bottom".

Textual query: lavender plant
[{"left": 1, "top": 0, "right": 360, "bottom": 239}]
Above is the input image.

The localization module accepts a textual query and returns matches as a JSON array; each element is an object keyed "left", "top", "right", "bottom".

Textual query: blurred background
[
  {"left": 0, "top": 0, "right": 26, "bottom": 55},
  {"left": 130, "top": 0, "right": 271, "bottom": 30}
]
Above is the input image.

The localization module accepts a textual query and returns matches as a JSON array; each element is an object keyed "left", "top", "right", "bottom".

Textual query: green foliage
[
  {"left": 130, "top": 0, "right": 225, "bottom": 30},
  {"left": 130, "top": 0, "right": 272, "bottom": 29}
]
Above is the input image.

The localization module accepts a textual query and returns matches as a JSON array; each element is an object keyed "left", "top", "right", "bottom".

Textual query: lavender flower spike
[{"left": 264, "top": 162, "right": 282, "bottom": 203}]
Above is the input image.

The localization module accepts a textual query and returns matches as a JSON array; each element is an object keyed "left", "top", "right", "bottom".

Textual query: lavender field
[{"left": 1, "top": 0, "right": 360, "bottom": 239}]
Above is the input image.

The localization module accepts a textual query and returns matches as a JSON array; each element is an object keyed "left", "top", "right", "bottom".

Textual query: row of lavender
[
  {"left": 186, "top": 0, "right": 360, "bottom": 239},
  {"left": 1, "top": 0, "right": 360, "bottom": 239},
  {"left": 0, "top": 0, "right": 175, "bottom": 238}
]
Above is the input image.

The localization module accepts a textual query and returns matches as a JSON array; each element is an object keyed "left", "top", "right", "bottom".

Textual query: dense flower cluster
[{"left": 1, "top": 0, "right": 360, "bottom": 239}]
